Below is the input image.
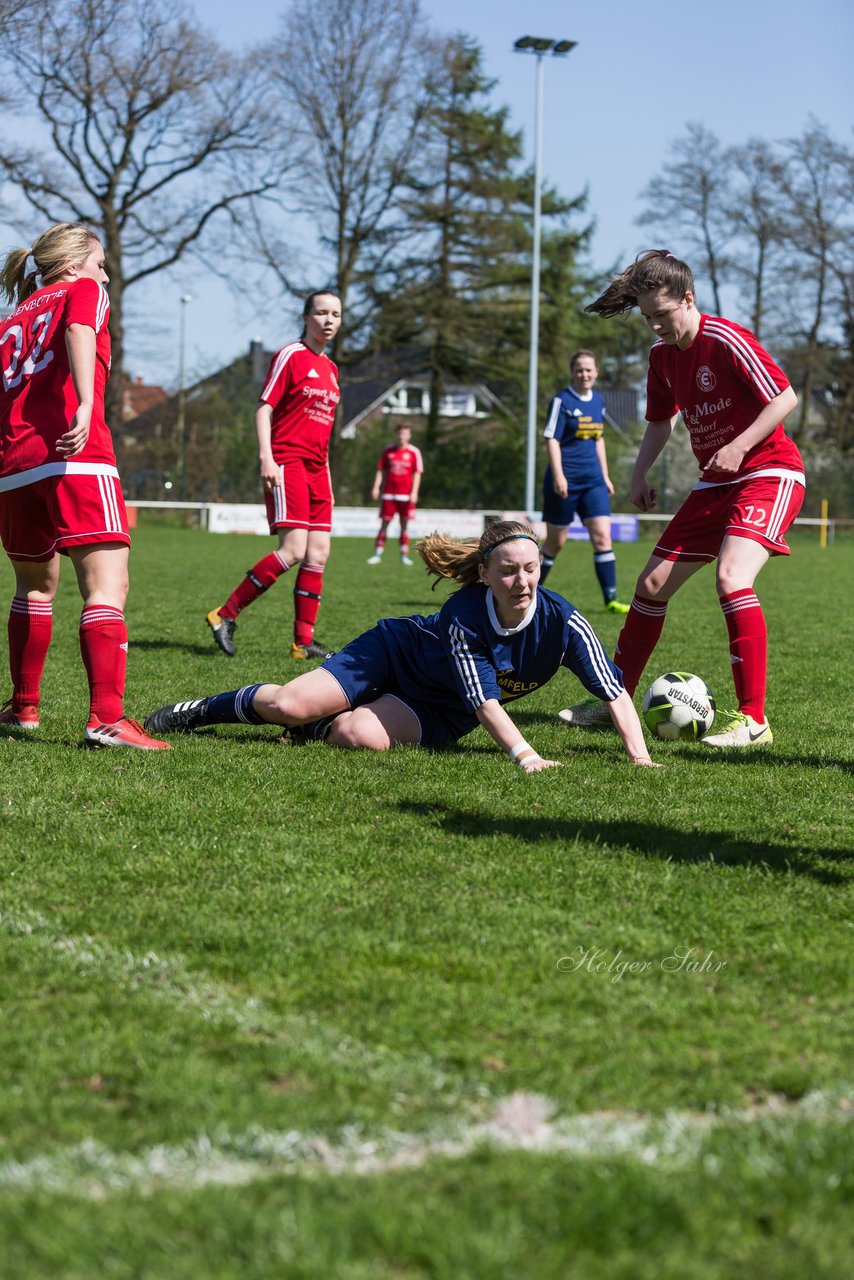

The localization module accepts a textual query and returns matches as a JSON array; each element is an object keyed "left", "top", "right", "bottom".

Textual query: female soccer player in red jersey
[
  {"left": 560, "top": 250, "right": 804, "bottom": 748},
  {"left": 367, "top": 423, "right": 424, "bottom": 566},
  {"left": 206, "top": 290, "right": 342, "bottom": 660},
  {"left": 0, "top": 222, "right": 168, "bottom": 749}
]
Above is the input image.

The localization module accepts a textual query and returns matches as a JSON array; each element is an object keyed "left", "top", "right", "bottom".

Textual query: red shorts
[
  {"left": 654, "top": 471, "right": 805, "bottom": 563},
  {"left": 0, "top": 464, "right": 130, "bottom": 561},
  {"left": 265, "top": 456, "right": 333, "bottom": 533},
  {"left": 380, "top": 497, "right": 415, "bottom": 523}
]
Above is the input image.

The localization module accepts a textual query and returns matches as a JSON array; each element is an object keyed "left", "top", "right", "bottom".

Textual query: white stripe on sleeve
[
  {"left": 543, "top": 397, "right": 563, "bottom": 440},
  {"left": 448, "top": 622, "right": 487, "bottom": 709},
  {"left": 567, "top": 612, "right": 623, "bottom": 700}
]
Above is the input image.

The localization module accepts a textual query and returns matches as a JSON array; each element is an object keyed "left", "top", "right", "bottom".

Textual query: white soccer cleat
[
  {"left": 703, "top": 713, "right": 773, "bottom": 749},
  {"left": 367, "top": 554, "right": 382, "bottom": 565},
  {"left": 400, "top": 555, "right": 414, "bottom": 566},
  {"left": 557, "top": 702, "right": 612, "bottom": 727}
]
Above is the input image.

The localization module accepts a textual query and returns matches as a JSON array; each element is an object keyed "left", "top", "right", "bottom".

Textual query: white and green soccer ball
[{"left": 641, "top": 672, "right": 716, "bottom": 741}]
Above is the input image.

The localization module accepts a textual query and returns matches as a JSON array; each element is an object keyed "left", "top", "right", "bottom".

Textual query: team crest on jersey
[{"left": 697, "top": 365, "right": 717, "bottom": 392}]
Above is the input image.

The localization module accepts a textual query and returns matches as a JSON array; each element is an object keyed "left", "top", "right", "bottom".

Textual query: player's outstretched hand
[
  {"left": 631, "top": 756, "right": 662, "bottom": 767},
  {"left": 521, "top": 755, "right": 562, "bottom": 773}
]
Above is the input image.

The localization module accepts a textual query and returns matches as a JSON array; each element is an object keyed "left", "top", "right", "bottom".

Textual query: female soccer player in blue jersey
[
  {"left": 539, "top": 350, "right": 629, "bottom": 613},
  {"left": 145, "top": 520, "right": 657, "bottom": 770}
]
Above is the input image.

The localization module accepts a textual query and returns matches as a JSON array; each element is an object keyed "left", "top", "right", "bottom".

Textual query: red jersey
[
  {"left": 377, "top": 443, "right": 424, "bottom": 498},
  {"left": 0, "top": 277, "right": 113, "bottom": 479},
  {"left": 259, "top": 341, "right": 340, "bottom": 465},
  {"left": 646, "top": 314, "right": 804, "bottom": 483}
]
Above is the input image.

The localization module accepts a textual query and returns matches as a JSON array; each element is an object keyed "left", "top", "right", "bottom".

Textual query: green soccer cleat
[
  {"left": 703, "top": 711, "right": 773, "bottom": 749},
  {"left": 604, "top": 599, "right": 630, "bottom": 615}
]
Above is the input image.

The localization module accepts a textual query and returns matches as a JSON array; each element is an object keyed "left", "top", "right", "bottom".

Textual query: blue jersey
[
  {"left": 543, "top": 387, "right": 607, "bottom": 486},
  {"left": 374, "top": 584, "right": 623, "bottom": 737}
]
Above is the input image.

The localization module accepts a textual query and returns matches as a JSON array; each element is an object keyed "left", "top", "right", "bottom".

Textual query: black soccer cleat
[
  {"left": 207, "top": 608, "right": 237, "bottom": 656},
  {"left": 144, "top": 698, "right": 211, "bottom": 735}
]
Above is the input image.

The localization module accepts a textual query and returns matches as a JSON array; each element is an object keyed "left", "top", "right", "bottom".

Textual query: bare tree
[
  {"left": 637, "top": 123, "right": 731, "bottom": 313},
  {"left": 723, "top": 139, "right": 787, "bottom": 339},
  {"left": 0, "top": 0, "right": 283, "bottom": 425},
  {"left": 252, "top": 0, "right": 437, "bottom": 359}
]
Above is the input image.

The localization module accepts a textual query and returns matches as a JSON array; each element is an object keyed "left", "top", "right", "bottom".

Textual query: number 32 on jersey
[{"left": 1, "top": 311, "right": 55, "bottom": 391}]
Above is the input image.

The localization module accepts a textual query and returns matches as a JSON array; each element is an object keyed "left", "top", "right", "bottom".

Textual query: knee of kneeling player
[{"left": 327, "top": 712, "right": 388, "bottom": 751}]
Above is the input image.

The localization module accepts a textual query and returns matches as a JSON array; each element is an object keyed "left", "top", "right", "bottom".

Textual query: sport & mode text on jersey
[
  {"left": 646, "top": 315, "right": 803, "bottom": 482},
  {"left": 260, "top": 342, "right": 340, "bottom": 465}
]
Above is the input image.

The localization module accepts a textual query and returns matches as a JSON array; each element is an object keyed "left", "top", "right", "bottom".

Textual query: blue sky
[{"left": 63, "top": 0, "right": 854, "bottom": 385}]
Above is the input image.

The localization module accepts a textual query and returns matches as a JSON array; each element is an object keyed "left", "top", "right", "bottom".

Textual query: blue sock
[
  {"left": 540, "top": 555, "right": 555, "bottom": 584},
  {"left": 204, "top": 684, "right": 267, "bottom": 725},
  {"left": 593, "top": 551, "right": 618, "bottom": 604}
]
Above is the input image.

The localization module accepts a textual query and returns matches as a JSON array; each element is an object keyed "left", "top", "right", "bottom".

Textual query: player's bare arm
[
  {"left": 547, "top": 437, "right": 568, "bottom": 498},
  {"left": 630, "top": 417, "right": 677, "bottom": 510},
  {"left": 607, "top": 690, "right": 660, "bottom": 766},
  {"left": 476, "top": 698, "right": 561, "bottom": 773},
  {"left": 58, "top": 324, "right": 96, "bottom": 457},
  {"left": 595, "top": 436, "right": 615, "bottom": 496},
  {"left": 255, "top": 402, "right": 280, "bottom": 490},
  {"left": 371, "top": 468, "right": 383, "bottom": 502}
]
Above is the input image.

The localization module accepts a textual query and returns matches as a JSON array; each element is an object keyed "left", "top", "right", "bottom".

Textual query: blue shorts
[
  {"left": 542, "top": 470, "right": 611, "bottom": 528},
  {"left": 321, "top": 629, "right": 474, "bottom": 749}
]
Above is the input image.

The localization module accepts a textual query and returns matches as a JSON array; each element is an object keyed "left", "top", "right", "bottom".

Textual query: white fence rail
[{"left": 126, "top": 501, "right": 839, "bottom": 544}]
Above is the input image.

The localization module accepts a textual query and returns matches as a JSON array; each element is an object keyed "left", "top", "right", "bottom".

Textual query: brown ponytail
[
  {"left": 586, "top": 250, "right": 695, "bottom": 317},
  {"left": 417, "top": 520, "right": 540, "bottom": 590}
]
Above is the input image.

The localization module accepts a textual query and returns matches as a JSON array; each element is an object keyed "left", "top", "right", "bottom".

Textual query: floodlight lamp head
[
  {"left": 552, "top": 40, "right": 577, "bottom": 55},
  {"left": 513, "top": 35, "right": 554, "bottom": 52}
]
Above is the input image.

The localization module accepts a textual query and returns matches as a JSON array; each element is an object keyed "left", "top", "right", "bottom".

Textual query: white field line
[
  {"left": 0, "top": 1090, "right": 850, "bottom": 1199},
  {"left": 0, "top": 905, "right": 474, "bottom": 1100},
  {"left": 3, "top": 906, "right": 851, "bottom": 1199}
]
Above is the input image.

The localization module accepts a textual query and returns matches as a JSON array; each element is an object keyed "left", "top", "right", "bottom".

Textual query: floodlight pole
[
  {"left": 176, "top": 293, "right": 192, "bottom": 499},
  {"left": 526, "top": 51, "right": 546, "bottom": 517},
  {"left": 513, "top": 37, "right": 576, "bottom": 516}
]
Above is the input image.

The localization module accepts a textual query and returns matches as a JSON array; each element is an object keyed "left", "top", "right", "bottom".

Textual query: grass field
[{"left": 1, "top": 525, "right": 852, "bottom": 1278}]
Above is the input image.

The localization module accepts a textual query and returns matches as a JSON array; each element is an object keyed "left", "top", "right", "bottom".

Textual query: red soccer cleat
[
  {"left": 0, "top": 699, "right": 40, "bottom": 730},
  {"left": 83, "top": 716, "right": 171, "bottom": 750}
]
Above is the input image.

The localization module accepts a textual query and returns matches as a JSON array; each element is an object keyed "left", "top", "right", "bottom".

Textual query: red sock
[
  {"left": 294, "top": 563, "right": 324, "bottom": 645},
  {"left": 374, "top": 529, "right": 387, "bottom": 554},
  {"left": 720, "top": 589, "right": 767, "bottom": 721},
  {"left": 80, "top": 605, "right": 126, "bottom": 723},
  {"left": 400, "top": 528, "right": 410, "bottom": 555},
  {"left": 613, "top": 594, "right": 669, "bottom": 696},
  {"left": 220, "top": 551, "right": 289, "bottom": 619},
  {"left": 8, "top": 596, "right": 53, "bottom": 711}
]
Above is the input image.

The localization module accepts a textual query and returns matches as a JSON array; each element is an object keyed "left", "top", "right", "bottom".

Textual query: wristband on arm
[{"left": 508, "top": 740, "right": 541, "bottom": 768}]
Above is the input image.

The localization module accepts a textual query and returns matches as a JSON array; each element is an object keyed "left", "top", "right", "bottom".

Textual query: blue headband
[{"left": 481, "top": 533, "right": 539, "bottom": 562}]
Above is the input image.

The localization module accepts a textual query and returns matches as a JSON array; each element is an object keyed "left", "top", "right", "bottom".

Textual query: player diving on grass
[{"left": 146, "top": 520, "right": 658, "bottom": 769}]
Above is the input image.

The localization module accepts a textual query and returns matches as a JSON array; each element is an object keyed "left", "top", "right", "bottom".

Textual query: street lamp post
[
  {"left": 513, "top": 36, "right": 577, "bottom": 516},
  {"left": 176, "top": 293, "right": 192, "bottom": 499}
]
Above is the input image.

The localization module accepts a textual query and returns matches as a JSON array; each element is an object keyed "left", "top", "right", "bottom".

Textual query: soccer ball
[{"left": 641, "top": 672, "right": 716, "bottom": 741}]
